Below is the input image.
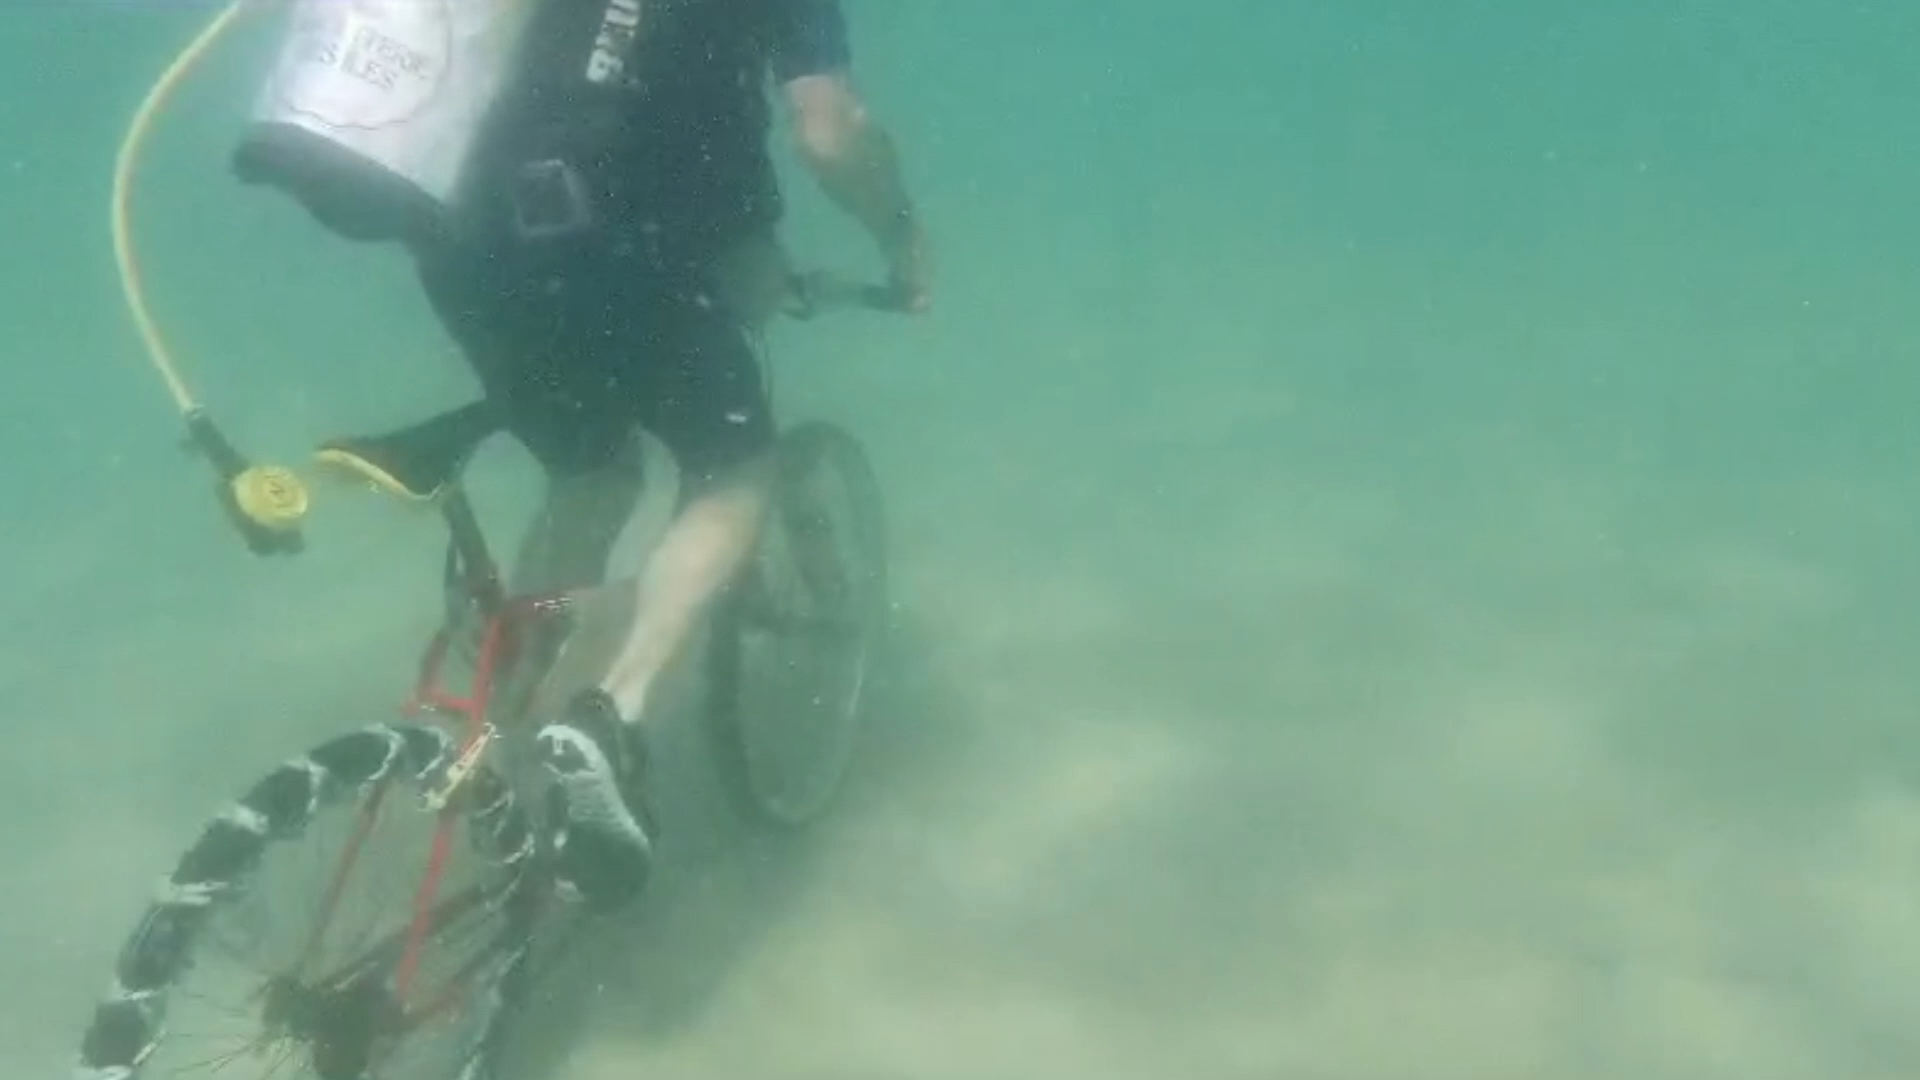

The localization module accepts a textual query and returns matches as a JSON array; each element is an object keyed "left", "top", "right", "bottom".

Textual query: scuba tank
[{"left": 231, "top": 0, "right": 539, "bottom": 243}]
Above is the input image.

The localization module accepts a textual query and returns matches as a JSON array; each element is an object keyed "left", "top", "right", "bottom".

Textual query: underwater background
[{"left": 4, "top": 1, "right": 1920, "bottom": 1076}]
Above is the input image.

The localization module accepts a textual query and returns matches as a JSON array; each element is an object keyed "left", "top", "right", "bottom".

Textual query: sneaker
[{"left": 536, "top": 688, "right": 656, "bottom": 908}]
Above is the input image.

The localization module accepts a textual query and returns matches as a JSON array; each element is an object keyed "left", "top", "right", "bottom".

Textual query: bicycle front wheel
[
  {"left": 707, "top": 421, "right": 890, "bottom": 828},
  {"left": 72, "top": 721, "right": 554, "bottom": 1080}
]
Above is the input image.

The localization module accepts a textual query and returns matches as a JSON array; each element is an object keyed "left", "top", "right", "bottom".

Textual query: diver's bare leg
[
  {"left": 585, "top": 233, "right": 787, "bottom": 720},
  {"left": 598, "top": 454, "right": 776, "bottom": 724}
]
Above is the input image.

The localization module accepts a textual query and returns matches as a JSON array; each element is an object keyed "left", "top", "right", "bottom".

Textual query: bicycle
[{"left": 70, "top": 271, "right": 904, "bottom": 1080}]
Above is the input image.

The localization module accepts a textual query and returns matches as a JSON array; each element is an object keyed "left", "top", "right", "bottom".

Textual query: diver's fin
[{"left": 315, "top": 401, "right": 502, "bottom": 501}]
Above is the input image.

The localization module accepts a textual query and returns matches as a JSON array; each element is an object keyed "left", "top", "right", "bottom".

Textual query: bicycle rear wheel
[
  {"left": 707, "top": 421, "right": 889, "bottom": 828},
  {"left": 72, "top": 722, "right": 554, "bottom": 1080}
]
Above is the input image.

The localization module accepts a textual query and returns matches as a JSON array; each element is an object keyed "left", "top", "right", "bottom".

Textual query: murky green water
[{"left": 5, "top": 2, "right": 1920, "bottom": 1076}]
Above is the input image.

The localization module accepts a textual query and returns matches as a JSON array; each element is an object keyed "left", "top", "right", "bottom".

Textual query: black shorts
[{"left": 414, "top": 236, "right": 775, "bottom": 494}]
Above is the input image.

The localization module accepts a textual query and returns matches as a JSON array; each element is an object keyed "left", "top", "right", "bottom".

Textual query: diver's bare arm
[{"left": 784, "top": 71, "right": 920, "bottom": 260}]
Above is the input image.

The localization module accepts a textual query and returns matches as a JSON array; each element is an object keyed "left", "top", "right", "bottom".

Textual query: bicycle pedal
[{"left": 420, "top": 724, "right": 497, "bottom": 812}]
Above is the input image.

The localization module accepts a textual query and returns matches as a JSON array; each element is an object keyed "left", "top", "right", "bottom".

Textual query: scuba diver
[{"left": 232, "top": 0, "right": 930, "bottom": 906}]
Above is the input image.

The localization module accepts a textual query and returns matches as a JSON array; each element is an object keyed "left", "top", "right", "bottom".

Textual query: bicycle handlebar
[{"left": 783, "top": 269, "right": 918, "bottom": 320}]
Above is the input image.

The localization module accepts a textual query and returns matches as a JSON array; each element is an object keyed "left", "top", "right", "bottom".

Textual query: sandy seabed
[{"left": 10, "top": 370, "right": 1920, "bottom": 1080}]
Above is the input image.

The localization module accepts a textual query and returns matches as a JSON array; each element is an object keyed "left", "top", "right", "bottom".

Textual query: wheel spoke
[{"left": 72, "top": 722, "right": 545, "bottom": 1080}]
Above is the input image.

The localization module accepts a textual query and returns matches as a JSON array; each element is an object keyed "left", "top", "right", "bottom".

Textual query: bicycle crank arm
[{"left": 421, "top": 724, "right": 496, "bottom": 812}]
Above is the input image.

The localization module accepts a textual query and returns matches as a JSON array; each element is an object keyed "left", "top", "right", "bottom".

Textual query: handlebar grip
[
  {"left": 786, "top": 271, "right": 913, "bottom": 319},
  {"left": 855, "top": 281, "right": 916, "bottom": 313}
]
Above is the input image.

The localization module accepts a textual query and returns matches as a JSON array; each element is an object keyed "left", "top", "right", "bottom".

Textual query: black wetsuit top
[
  {"left": 454, "top": 0, "right": 852, "bottom": 261},
  {"left": 405, "top": 0, "right": 855, "bottom": 486}
]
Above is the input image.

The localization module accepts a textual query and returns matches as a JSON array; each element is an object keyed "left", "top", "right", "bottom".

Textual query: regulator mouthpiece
[{"left": 186, "top": 408, "right": 307, "bottom": 556}]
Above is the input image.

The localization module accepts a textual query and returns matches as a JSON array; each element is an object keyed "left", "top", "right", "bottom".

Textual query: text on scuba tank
[
  {"left": 587, "top": 0, "right": 643, "bottom": 85},
  {"left": 302, "top": 15, "right": 437, "bottom": 93}
]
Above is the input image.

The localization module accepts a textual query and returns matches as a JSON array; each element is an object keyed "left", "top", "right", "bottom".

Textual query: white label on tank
[
  {"left": 279, "top": 0, "right": 451, "bottom": 130},
  {"left": 586, "top": 0, "right": 643, "bottom": 85}
]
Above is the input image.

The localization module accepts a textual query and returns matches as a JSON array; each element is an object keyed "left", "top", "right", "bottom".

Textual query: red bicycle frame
[{"left": 296, "top": 485, "right": 571, "bottom": 1008}]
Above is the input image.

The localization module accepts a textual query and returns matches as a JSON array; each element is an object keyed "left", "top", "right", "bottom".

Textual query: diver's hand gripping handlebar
[{"left": 784, "top": 270, "right": 918, "bottom": 320}]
